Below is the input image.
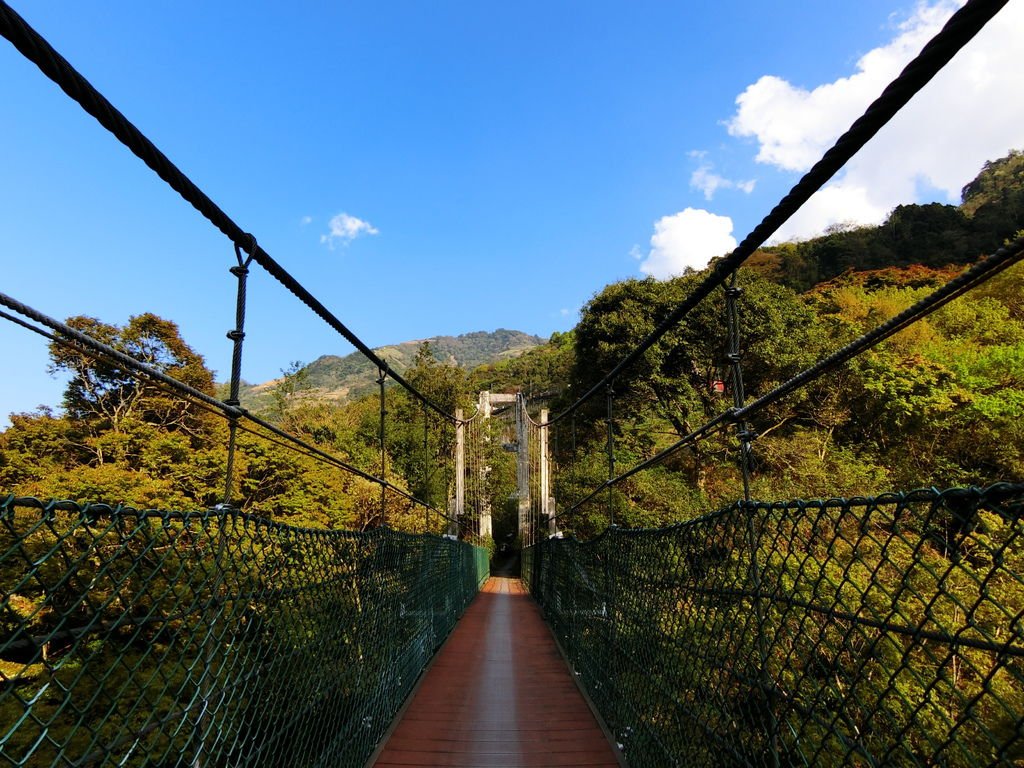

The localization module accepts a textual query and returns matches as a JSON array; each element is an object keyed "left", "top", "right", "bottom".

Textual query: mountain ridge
[{"left": 236, "top": 328, "right": 545, "bottom": 412}]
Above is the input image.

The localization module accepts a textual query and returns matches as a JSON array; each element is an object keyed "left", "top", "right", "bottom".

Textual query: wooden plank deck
[{"left": 371, "top": 577, "right": 621, "bottom": 767}]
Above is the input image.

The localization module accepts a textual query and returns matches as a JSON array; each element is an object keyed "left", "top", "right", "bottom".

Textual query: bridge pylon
[
  {"left": 477, "top": 391, "right": 493, "bottom": 538},
  {"left": 516, "top": 393, "right": 531, "bottom": 544},
  {"left": 539, "top": 408, "right": 557, "bottom": 538},
  {"left": 465, "top": 391, "right": 555, "bottom": 544}
]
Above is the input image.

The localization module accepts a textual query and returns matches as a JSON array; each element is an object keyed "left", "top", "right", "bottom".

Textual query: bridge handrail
[
  {"left": 530, "top": 482, "right": 1024, "bottom": 766},
  {"left": 0, "top": 493, "right": 489, "bottom": 767}
]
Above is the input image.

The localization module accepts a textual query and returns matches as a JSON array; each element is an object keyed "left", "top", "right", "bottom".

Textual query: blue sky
[{"left": 1, "top": 0, "right": 1021, "bottom": 421}]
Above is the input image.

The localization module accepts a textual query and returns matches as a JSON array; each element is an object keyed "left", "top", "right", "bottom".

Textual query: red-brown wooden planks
[{"left": 372, "top": 578, "right": 621, "bottom": 767}]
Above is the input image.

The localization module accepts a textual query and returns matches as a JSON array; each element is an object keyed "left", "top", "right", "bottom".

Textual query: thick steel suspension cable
[
  {"left": 0, "top": 0, "right": 462, "bottom": 426},
  {"left": 541, "top": 0, "right": 1010, "bottom": 428}
]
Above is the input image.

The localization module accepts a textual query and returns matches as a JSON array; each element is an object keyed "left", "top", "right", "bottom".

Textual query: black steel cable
[
  {"left": 0, "top": 290, "right": 454, "bottom": 519},
  {"left": 0, "top": 327, "right": 382, "bottom": 512},
  {"left": 10, "top": 315, "right": 423, "bottom": 512},
  {"left": 541, "top": 0, "right": 1010, "bottom": 427},
  {"left": 0, "top": 0, "right": 461, "bottom": 425},
  {"left": 0, "top": 307, "right": 55, "bottom": 342},
  {"left": 230, "top": 419, "right": 461, "bottom": 526}
]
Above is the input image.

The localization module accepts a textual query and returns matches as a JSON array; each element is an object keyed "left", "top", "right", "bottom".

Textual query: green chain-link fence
[
  {"left": 528, "top": 483, "right": 1024, "bottom": 767},
  {"left": 0, "top": 494, "right": 489, "bottom": 767}
]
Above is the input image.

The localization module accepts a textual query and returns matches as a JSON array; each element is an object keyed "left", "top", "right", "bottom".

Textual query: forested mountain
[
  {"left": 748, "top": 149, "right": 1024, "bottom": 290},
  {"left": 551, "top": 260, "right": 1023, "bottom": 535},
  {"left": 229, "top": 328, "right": 544, "bottom": 414}
]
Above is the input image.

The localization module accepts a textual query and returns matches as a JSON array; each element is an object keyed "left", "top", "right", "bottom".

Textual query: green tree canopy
[{"left": 49, "top": 313, "right": 215, "bottom": 444}]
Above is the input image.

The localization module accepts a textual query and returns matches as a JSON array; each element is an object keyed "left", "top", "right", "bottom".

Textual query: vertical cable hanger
[
  {"left": 605, "top": 382, "right": 615, "bottom": 528},
  {"left": 570, "top": 413, "right": 578, "bottom": 512},
  {"left": 724, "top": 274, "right": 755, "bottom": 501},
  {"left": 377, "top": 367, "right": 387, "bottom": 527},
  {"left": 222, "top": 235, "right": 256, "bottom": 506},
  {"left": 723, "top": 271, "right": 778, "bottom": 768},
  {"left": 469, "top": 417, "right": 475, "bottom": 537},
  {"left": 422, "top": 401, "right": 429, "bottom": 532}
]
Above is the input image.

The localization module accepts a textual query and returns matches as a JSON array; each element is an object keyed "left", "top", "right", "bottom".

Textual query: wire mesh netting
[
  {"left": 0, "top": 494, "right": 489, "bottom": 767},
  {"left": 527, "top": 483, "right": 1024, "bottom": 767}
]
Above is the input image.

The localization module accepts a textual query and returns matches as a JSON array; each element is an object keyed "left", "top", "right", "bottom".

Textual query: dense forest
[{"left": 1, "top": 151, "right": 1022, "bottom": 541}]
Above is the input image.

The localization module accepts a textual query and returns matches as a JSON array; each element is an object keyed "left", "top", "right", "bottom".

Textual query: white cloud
[
  {"left": 320, "top": 212, "right": 379, "bottom": 248},
  {"left": 726, "top": 0, "right": 1024, "bottom": 241},
  {"left": 300, "top": 215, "right": 313, "bottom": 226},
  {"left": 639, "top": 208, "right": 737, "bottom": 279},
  {"left": 559, "top": 308, "right": 571, "bottom": 317},
  {"left": 689, "top": 154, "right": 756, "bottom": 200},
  {"left": 771, "top": 182, "right": 889, "bottom": 243},
  {"left": 727, "top": 2, "right": 959, "bottom": 172}
]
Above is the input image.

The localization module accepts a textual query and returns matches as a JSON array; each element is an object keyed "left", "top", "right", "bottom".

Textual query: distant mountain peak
[{"left": 238, "top": 329, "right": 545, "bottom": 412}]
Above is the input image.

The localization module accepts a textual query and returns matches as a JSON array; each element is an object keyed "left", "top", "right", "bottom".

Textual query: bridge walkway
[{"left": 371, "top": 577, "right": 622, "bottom": 767}]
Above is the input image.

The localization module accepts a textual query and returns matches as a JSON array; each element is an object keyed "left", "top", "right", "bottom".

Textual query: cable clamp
[
  {"left": 234, "top": 235, "right": 257, "bottom": 268},
  {"left": 724, "top": 352, "right": 742, "bottom": 364},
  {"left": 725, "top": 286, "right": 744, "bottom": 298},
  {"left": 226, "top": 330, "right": 245, "bottom": 341},
  {"left": 229, "top": 265, "right": 249, "bottom": 278}
]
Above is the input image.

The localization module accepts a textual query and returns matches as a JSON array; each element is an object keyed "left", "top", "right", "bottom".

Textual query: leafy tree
[
  {"left": 469, "top": 331, "right": 575, "bottom": 401},
  {"left": 48, "top": 313, "right": 216, "bottom": 464},
  {"left": 271, "top": 360, "right": 311, "bottom": 421},
  {"left": 886, "top": 202, "right": 971, "bottom": 266},
  {"left": 570, "top": 270, "right": 820, "bottom": 496},
  {"left": 387, "top": 342, "right": 468, "bottom": 513},
  {"left": 961, "top": 148, "right": 1024, "bottom": 215},
  {"left": 801, "top": 266, "right": 1024, "bottom": 489}
]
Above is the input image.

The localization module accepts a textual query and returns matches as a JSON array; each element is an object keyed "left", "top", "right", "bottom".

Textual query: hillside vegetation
[
  {"left": 749, "top": 149, "right": 1024, "bottom": 291},
  {"left": 0, "top": 151, "right": 1021, "bottom": 538}
]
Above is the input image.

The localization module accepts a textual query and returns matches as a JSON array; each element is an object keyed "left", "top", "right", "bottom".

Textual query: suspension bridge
[{"left": 1, "top": 1, "right": 1023, "bottom": 766}]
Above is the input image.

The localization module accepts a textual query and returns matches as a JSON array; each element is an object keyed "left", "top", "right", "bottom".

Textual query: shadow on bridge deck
[{"left": 370, "top": 577, "right": 622, "bottom": 767}]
